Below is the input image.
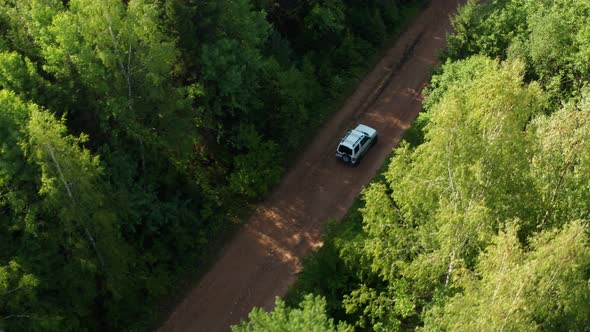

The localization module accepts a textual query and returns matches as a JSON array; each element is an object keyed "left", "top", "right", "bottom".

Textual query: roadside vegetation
[
  {"left": 235, "top": 0, "right": 590, "bottom": 330},
  {"left": 0, "top": 0, "right": 425, "bottom": 330}
]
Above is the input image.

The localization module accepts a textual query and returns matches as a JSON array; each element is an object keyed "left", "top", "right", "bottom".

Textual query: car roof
[
  {"left": 341, "top": 129, "right": 364, "bottom": 148},
  {"left": 339, "top": 124, "right": 377, "bottom": 149}
]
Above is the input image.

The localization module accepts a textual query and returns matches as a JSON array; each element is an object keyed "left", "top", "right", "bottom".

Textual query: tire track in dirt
[
  {"left": 357, "top": 28, "right": 425, "bottom": 117},
  {"left": 158, "top": 1, "right": 465, "bottom": 331}
]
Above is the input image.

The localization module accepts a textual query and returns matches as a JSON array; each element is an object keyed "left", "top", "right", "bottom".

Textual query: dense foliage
[
  {"left": 0, "top": 0, "right": 419, "bottom": 330},
  {"left": 264, "top": 0, "right": 590, "bottom": 331}
]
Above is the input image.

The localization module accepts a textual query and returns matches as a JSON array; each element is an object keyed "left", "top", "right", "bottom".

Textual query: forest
[
  {"left": 0, "top": 0, "right": 418, "bottom": 330},
  {"left": 235, "top": 0, "right": 590, "bottom": 331}
]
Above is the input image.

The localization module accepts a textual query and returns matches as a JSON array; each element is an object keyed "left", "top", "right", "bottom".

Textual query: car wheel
[{"left": 342, "top": 154, "right": 351, "bottom": 163}]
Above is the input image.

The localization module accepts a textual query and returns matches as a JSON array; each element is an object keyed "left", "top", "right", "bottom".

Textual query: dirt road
[{"left": 159, "top": 1, "right": 465, "bottom": 330}]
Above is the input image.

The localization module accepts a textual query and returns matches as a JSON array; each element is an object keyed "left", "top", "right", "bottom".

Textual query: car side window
[
  {"left": 354, "top": 145, "right": 360, "bottom": 154},
  {"left": 361, "top": 136, "right": 369, "bottom": 146}
]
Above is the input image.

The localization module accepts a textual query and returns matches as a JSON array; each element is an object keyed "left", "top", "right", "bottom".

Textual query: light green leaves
[
  {"left": 529, "top": 90, "right": 590, "bottom": 228},
  {"left": 26, "top": 104, "right": 130, "bottom": 288},
  {"left": 232, "top": 295, "right": 353, "bottom": 332},
  {"left": 41, "top": 0, "right": 186, "bottom": 148},
  {"left": 429, "top": 221, "right": 590, "bottom": 331},
  {"left": 0, "top": 261, "right": 40, "bottom": 330}
]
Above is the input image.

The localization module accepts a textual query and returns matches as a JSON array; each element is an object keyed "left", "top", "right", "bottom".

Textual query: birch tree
[
  {"left": 426, "top": 221, "right": 590, "bottom": 331},
  {"left": 25, "top": 107, "right": 129, "bottom": 329}
]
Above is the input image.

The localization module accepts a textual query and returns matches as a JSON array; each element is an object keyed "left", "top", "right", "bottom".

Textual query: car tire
[{"left": 342, "top": 154, "right": 351, "bottom": 163}]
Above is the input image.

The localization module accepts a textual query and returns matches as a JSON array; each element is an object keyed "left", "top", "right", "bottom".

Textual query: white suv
[{"left": 336, "top": 124, "right": 378, "bottom": 165}]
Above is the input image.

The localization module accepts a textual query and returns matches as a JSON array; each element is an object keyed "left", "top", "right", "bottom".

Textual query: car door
[
  {"left": 353, "top": 144, "right": 360, "bottom": 158},
  {"left": 359, "top": 136, "right": 370, "bottom": 156}
]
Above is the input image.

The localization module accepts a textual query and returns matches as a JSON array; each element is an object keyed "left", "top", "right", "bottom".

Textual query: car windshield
[{"left": 338, "top": 145, "right": 353, "bottom": 155}]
